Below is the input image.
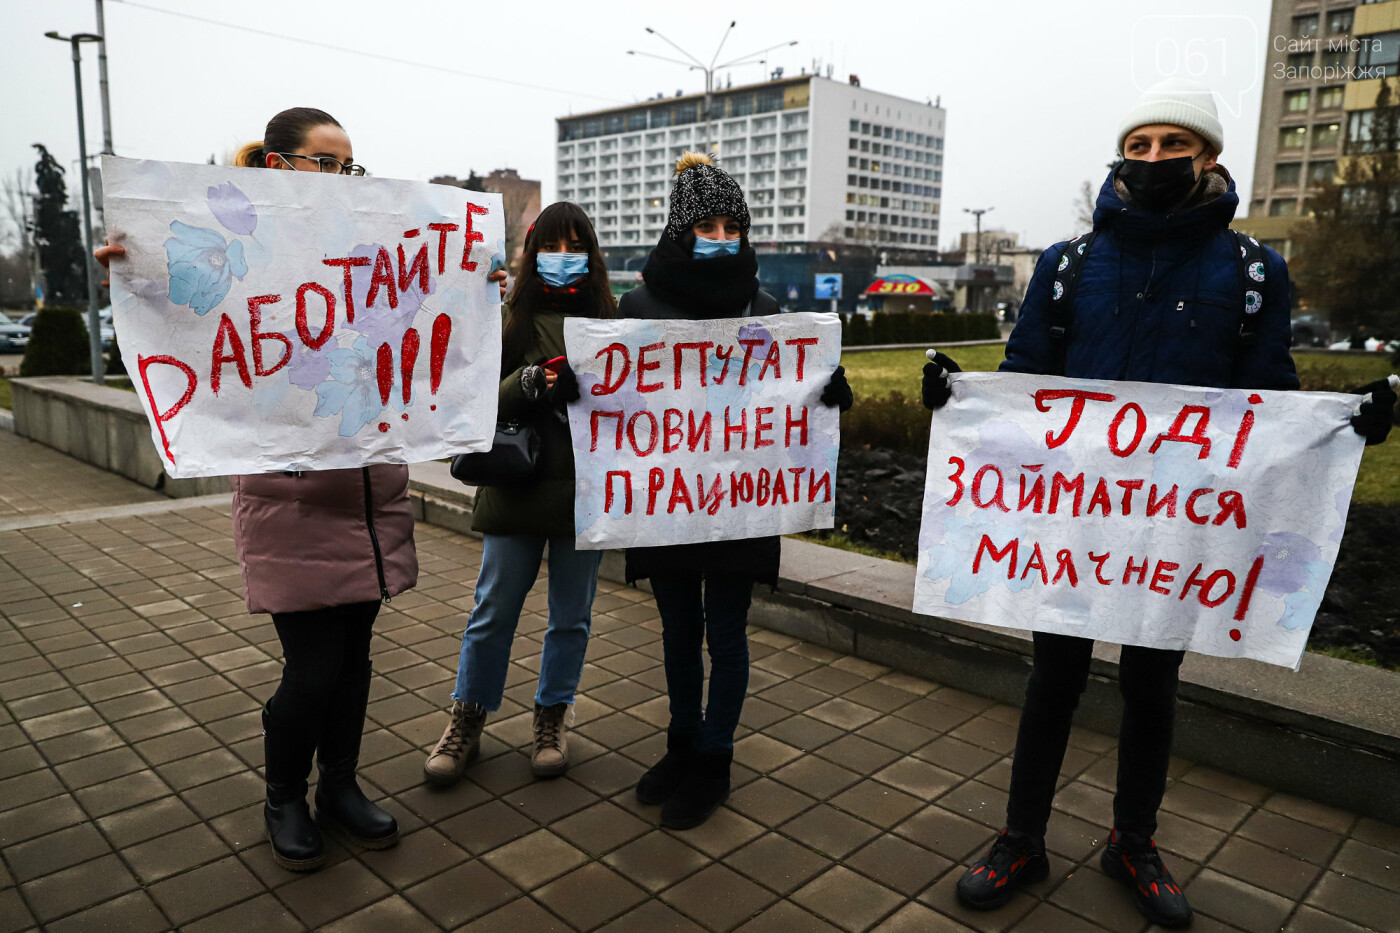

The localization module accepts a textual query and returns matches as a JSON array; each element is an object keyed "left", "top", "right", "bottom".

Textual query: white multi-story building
[{"left": 556, "top": 73, "right": 946, "bottom": 256}]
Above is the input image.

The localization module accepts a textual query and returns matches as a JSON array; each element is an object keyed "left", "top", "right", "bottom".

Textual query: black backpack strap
[
  {"left": 1047, "top": 231, "right": 1097, "bottom": 376},
  {"left": 1232, "top": 230, "right": 1266, "bottom": 347}
]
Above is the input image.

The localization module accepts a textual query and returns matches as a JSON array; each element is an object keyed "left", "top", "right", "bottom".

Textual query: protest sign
[
  {"left": 102, "top": 156, "right": 504, "bottom": 478},
  {"left": 566, "top": 313, "right": 842, "bottom": 550},
  {"left": 913, "top": 372, "right": 1366, "bottom": 669}
]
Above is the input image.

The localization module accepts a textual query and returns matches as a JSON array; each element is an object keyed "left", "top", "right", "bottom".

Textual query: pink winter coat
[{"left": 230, "top": 465, "right": 418, "bottom": 615}]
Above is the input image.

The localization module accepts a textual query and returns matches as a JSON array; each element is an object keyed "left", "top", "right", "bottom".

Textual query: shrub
[
  {"left": 841, "top": 390, "right": 930, "bottom": 453},
  {"left": 19, "top": 306, "right": 91, "bottom": 377},
  {"left": 107, "top": 331, "right": 126, "bottom": 375},
  {"left": 842, "top": 312, "right": 999, "bottom": 347}
]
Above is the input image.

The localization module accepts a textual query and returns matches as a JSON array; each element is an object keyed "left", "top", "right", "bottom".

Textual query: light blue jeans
[{"left": 452, "top": 533, "right": 602, "bottom": 711}]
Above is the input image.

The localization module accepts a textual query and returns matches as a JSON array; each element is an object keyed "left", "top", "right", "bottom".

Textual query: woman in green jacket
[{"left": 425, "top": 202, "right": 614, "bottom": 784}]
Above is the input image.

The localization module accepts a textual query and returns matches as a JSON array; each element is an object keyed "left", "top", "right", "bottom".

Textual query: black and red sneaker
[
  {"left": 1100, "top": 828, "right": 1194, "bottom": 928},
  {"left": 955, "top": 830, "right": 1050, "bottom": 909}
]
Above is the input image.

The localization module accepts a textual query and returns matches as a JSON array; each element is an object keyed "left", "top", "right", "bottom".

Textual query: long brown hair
[
  {"left": 233, "top": 107, "right": 343, "bottom": 169},
  {"left": 503, "top": 201, "right": 615, "bottom": 363}
]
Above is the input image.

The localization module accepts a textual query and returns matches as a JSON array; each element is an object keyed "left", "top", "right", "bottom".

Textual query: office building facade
[
  {"left": 556, "top": 74, "right": 947, "bottom": 265},
  {"left": 1240, "top": 0, "right": 1400, "bottom": 257}
]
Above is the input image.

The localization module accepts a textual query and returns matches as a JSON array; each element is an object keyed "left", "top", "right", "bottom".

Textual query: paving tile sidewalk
[{"left": 2, "top": 438, "right": 1399, "bottom": 932}]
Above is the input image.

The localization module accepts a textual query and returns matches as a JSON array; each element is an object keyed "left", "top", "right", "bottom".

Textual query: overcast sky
[{"left": 3, "top": 0, "right": 1274, "bottom": 253}]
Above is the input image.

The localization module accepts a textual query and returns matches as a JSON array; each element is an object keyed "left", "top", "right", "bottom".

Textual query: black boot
[
  {"left": 660, "top": 746, "right": 731, "bottom": 830},
  {"left": 262, "top": 706, "right": 325, "bottom": 872},
  {"left": 637, "top": 728, "right": 699, "bottom": 805},
  {"left": 313, "top": 660, "right": 398, "bottom": 849}
]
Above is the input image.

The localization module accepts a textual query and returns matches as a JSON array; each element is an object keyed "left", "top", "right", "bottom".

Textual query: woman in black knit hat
[{"left": 622, "top": 152, "right": 853, "bottom": 829}]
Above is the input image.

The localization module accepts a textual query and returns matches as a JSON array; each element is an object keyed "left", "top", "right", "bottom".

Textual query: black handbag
[{"left": 450, "top": 421, "right": 540, "bottom": 486}]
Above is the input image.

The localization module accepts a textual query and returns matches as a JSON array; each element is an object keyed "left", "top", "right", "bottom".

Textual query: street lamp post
[
  {"left": 45, "top": 30, "right": 105, "bottom": 384},
  {"left": 628, "top": 25, "right": 797, "bottom": 155},
  {"left": 94, "top": 0, "right": 115, "bottom": 156},
  {"left": 962, "top": 206, "right": 993, "bottom": 314}
]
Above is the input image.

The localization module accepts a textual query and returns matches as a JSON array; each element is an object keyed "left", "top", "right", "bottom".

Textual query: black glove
[
  {"left": 547, "top": 361, "right": 581, "bottom": 406},
  {"left": 921, "top": 352, "right": 963, "bottom": 410},
  {"left": 820, "top": 365, "right": 854, "bottom": 412},
  {"left": 1350, "top": 377, "right": 1397, "bottom": 446}
]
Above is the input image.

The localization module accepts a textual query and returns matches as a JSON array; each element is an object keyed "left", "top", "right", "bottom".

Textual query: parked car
[
  {"left": 83, "top": 309, "right": 116, "bottom": 351},
  {"left": 0, "top": 311, "right": 30, "bottom": 352},
  {"left": 1290, "top": 314, "right": 1331, "bottom": 348},
  {"left": 14, "top": 309, "right": 115, "bottom": 350},
  {"left": 1327, "top": 337, "right": 1400, "bottom": 353}
]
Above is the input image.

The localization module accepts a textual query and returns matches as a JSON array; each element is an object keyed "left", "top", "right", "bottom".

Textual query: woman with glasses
[{"left": 97, "top": 106, "right": 505, "bottom": 873}]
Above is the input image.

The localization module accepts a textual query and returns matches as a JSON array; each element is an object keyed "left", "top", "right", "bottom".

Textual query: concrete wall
[{"left": 9, "top": 376, "right": 229, "bottom": 498}]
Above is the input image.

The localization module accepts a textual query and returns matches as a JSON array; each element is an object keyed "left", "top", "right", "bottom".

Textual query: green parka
[{"left": 470, "top": 306, "right": 577, "bottom": 537}]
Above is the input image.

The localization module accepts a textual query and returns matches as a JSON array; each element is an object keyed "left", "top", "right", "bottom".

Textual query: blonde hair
[
  {"left": 675, "top": 151, "right": 713, "bottom": 175},
  {"left": 234, "top": 141, "right": 266, "bottom": 168}
]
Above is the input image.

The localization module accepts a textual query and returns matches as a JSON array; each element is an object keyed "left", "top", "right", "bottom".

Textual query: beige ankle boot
[
  {"left": 531, "top": 702, "right": 571, "bottom": 778},
  {"left": 423, "top": 700, "right": 487, "bottom": 786}
]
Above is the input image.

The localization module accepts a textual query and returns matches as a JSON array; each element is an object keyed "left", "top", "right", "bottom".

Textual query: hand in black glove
[
  {"left": 547, "top": 361, "right": 581, "bottom": 406},
  {"left": 820, "top": 365, "right": 854, "bottom": 412},
  {"left": 1350, "top": 376, "right": 1397, "bottom": 446},
  {"left": 921, "top": 351, "right": 963, "bottom": 410}
]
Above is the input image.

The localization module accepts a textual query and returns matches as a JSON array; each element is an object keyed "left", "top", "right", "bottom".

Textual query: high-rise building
[
  {"left": 555, "top": 73, "right": 946, "bottom": 269},
  {"left": 1238, "top": 0, "right": 1400, "bottom": 258}
]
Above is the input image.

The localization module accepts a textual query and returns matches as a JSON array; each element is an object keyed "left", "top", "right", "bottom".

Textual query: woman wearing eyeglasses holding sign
[
  {"left": 617, "top": 153, "right": 854, "bottom": 830},
  {"left": 97, "top": 106, "right": 506, "bottom": 873},
  {"left": 424, "top": 202, "right": 617, "bottom": 787}
]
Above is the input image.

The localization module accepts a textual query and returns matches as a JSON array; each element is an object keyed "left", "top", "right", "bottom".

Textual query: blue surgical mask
[
  {"left": 693, "top": 235, "right": 742, "bottom": 260},
  {"left": 536, "top": 251, "right": 589, "bottom": 287}
]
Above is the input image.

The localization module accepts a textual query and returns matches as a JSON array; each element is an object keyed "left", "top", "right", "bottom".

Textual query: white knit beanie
[{"left": 1116, "top": 77, "right": 1224, "bottom": 157}]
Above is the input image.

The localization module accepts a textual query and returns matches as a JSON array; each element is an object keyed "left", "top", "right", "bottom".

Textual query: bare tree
[
  {"left": 1072, "top": 179, "right": 1096, "bottom": 231},
  {"left": 2, "top": 168, "right": 38, "bottom": 306},
  {"left": 498, "top": 187, "right": 531, "bottom": 274},
  {"left": 1291, "top": 79, "right": 1400, "bottom": 337}
]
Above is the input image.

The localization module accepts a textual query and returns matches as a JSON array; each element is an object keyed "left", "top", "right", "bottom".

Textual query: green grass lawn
[{"left": 843, "top": 347, "right": 1400, "bottom": 504}]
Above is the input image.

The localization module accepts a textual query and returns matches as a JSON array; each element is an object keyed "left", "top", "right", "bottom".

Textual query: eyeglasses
[{"left": 274, "top": 153, "right": 366, "bottom": 176}]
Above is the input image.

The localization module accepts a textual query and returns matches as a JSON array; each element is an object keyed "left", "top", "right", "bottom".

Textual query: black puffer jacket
[{"left": 618, "top": 236, "right": 782, "bottom": 585}]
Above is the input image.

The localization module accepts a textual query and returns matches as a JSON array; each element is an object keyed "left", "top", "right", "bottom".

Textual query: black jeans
[
  {"left": 1006, "top": 632, "right": 1185, "bottom": 838},
  {"left": 268, "top": 600, "right": 379, "bottom": 756},
  {"left": 650, "top": 572, "right": 753, "bottom": 753}
]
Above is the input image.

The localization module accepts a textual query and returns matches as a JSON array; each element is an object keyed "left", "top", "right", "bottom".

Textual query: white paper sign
[
  {"left": 913, "top": 372, "right": 1366, "bottom": 670},
  {"left": 566, "top": 312, "right": 842, "bottom": 550},
  {"left": 102, "top": 156, "right": 504, "bottom": 477}
]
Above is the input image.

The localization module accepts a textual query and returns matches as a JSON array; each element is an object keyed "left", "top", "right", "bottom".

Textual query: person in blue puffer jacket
[{"left": 923, "top": 78, "right": 1395, "bottom": 929}]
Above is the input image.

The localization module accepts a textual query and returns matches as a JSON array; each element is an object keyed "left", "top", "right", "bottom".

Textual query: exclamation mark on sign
[
  {"left": 429, "top": 313, "right": 451, "bottom": 411},
  {"left": 401, "top": 328, "right": 420, "bottom": 405},
  {"left": 376, "top": 343, "right": 393, "bottom": 406}
]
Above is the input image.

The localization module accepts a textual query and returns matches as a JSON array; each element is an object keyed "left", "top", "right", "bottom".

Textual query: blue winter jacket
[{"left": 1002, "top": 167, "right": 1299, "bottom": 391}]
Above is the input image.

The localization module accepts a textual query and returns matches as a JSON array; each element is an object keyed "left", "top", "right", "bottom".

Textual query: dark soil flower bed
[{"left": 816, "top": 447, "right": 1400, "bottom": 669}]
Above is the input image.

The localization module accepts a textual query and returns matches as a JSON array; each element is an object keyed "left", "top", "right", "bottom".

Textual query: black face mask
[{"left": 1116, "top": 155, "right": 1201, "bottom": 213}]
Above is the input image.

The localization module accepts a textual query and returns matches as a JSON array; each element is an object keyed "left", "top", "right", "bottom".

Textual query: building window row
[
  {"left": 847, "top": 138, "right": 942, "bottom": 164},
  {"left": 557, "top": 88, "right": 792, "bottom": 142},
  {"left": 847, "top": 119, "right": 942, "bottom": 148},
  {"left": 1273, "top": 160, "right": 1337, "bottom": 189},
  {"left": 1278, "top": 122, "right": 1343, "bottom": 151},
  {"left": 1282, "top": 84, "right": 1349, "bottom": 111}
]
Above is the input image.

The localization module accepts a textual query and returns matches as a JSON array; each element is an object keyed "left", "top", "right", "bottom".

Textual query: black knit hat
[{"left": 665, "top": 152, "right": 751, "bottom": 241}]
